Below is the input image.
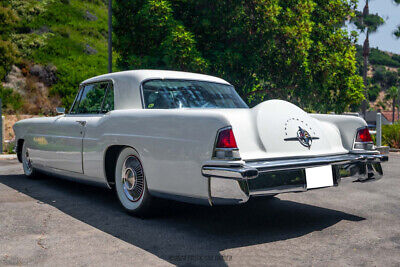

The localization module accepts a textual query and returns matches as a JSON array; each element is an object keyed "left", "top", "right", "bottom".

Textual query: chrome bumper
[{"left": 202, "top": 153, "right": 388, "bottom": 205}]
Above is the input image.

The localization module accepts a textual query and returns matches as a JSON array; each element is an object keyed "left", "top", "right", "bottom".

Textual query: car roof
[{"left": 81, "top": 70, "right": 231, "bottom": 86}]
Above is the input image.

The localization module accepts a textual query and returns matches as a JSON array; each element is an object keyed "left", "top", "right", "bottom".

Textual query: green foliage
[
  {"left": 382, "top": 123, "right": 400, "bottom": 149},
  {"left": 114, "top": 0, "right": 364, "bottom": 113},
  {"left": 369, "top": 48, "right": 400, "bottom": 68},
  {"left": 392, "top": 54, "right": 400, "bottom": 65},
  {"left": 368, "top": 84, "right": 381, "bottom": 102},
  {"left": 0, "top": 4, "right": 19, "bottom": 37},
  {"left": 0, "top": 40, "right": 17, "bottom": 80},
  {"left": 0, "top": 84, "right": 23, "bottom": 112},
  {"left": 6, "top": 0, "right": 111, "bottom": 108},
  {"left": 373, "top": 66, "right": 398, "bottom": 89},
  {"left": 352, "top": 11, "right": 385, "bottom": 33}
]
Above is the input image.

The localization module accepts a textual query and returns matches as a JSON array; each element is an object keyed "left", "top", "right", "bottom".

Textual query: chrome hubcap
[
  {"left": 121, "top": 156, "right": 144, "bottom": 202},
  {"left": 123, "top": 168, "right": 136, "bottom": 191},
  {"left": 23, "top": 149, "right": 32, "bottom": 173}
]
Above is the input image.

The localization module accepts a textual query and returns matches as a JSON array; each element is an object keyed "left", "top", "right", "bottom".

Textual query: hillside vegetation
[
  {"left": 355, "top": 45, "right": 400, "bottom": 110},
  {"left": 0, "top": 0, "right": 399, "bottom": 114},
  {"left": 0, "top": 0, "right": 111, "bottom": 114}
]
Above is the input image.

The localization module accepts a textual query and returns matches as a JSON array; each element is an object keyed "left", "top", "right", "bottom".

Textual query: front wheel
[
  {"left": 114, "top": 147, "right": 153, "bottom": 216},
  {"left": 21, "top": 142, "right": 38, "bottom": 178}
]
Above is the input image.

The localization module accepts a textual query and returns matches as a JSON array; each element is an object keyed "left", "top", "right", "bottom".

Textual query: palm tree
[
  {"left": 385, "top": 86, "right": 400, "bottom": 122},
  {"left": 352, "top": 0, "right": 385, "bottom": 117}
]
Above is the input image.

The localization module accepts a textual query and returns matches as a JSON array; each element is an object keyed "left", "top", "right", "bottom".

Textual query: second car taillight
[
  {"left": 213, "top": 127, "right": 241, "bottom": 160},
  {"left": 353, "top": 127, "right": 374, "bottom": 150}
]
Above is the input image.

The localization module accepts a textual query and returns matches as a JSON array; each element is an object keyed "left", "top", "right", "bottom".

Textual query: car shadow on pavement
[{"left": 0, "top": 173, "right": 364, "bottom": 266}]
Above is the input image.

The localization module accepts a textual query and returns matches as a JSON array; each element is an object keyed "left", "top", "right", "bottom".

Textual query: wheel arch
[
  {"left": 103, "top": 145, "right": 141, "bottom": 188},
  {"left": 16, "top": 139, "right": 24, "bottom": 163}
]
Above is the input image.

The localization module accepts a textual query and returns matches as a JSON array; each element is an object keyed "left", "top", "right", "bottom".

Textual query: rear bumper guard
[{"left": 202, "top": 153, "right": 388, "bottom": 205}]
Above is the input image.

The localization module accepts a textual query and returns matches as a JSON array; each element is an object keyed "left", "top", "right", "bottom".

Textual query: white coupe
[{"left": 13, "top": 70, "right": 388, "bottom": 215}]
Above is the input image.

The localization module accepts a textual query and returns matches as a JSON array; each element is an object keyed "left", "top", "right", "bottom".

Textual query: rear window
[{"left": 142, "top": 80, "right": 248, "bottom": 109}]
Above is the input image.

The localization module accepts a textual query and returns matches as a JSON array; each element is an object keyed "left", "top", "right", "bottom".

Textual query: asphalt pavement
[{"left": 0, "top": 154, "right": 399, "bottom": 266}]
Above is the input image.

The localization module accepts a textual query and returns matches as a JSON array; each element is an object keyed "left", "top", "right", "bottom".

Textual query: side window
[
  {"left": 76, "top": 83, "right": 108, "bottom": 114},
  {"left": 102, "top": 83, "right": 114, "bottom": 113}
]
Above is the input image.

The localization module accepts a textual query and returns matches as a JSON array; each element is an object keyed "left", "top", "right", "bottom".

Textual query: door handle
[{"left": 76, "top": 120, "right": 87, "bottom": 126}]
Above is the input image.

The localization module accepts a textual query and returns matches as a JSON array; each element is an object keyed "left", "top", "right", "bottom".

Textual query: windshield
[{"left": 142, "top": 80, "right": 248, "bottom": 109}]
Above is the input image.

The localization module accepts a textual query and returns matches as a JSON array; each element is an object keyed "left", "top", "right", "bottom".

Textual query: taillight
[
  {"left": 216, "top": 128, "right": 237, "bottom": 149},
  {"left": 356, "top": 127, "right": 373, "bottom": 143},
  {"left": 213, "top": 127, "right": 240, "bottom": 160},
  {"left": 353, "top": 127, "right": 374, "bottom": 150}
]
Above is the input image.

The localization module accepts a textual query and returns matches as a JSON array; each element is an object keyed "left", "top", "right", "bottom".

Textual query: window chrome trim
[
  {"left": 69, "top": 85, "right": 84, "bottom": 115},
  {"left": 70, "top": 79, "right": 115, "bottom": 115}
]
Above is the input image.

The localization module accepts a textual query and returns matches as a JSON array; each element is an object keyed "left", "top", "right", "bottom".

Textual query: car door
[{"left": 45, "top": 82, "right": 111, "bottom": 173}]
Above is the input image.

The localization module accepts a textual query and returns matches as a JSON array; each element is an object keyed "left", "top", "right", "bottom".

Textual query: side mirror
[{"left": 56, "top": 107, "right": 66, "bottom": 114}]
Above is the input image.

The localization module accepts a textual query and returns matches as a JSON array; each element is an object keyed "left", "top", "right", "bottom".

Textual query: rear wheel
[
  {"left": 114, "top": 147, "right": 152, "bottom": 216},
  {"left": 22, "top": 142, "right": 38, "bottom": 178}
]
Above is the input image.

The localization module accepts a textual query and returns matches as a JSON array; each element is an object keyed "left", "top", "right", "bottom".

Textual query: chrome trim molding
[
  {"left": 202, "top": 166, "right": 258, "bottom": 180},
  {"left": 209, "top": 177, "right": 249, "bottom": 205}
]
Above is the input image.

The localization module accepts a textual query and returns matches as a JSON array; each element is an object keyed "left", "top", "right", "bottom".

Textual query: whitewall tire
[
  {"left": 115, "top": 147, "right": 152, "bottom": 215},
  {"left": 22, "top": 142, "right": 38, "bottom": 178}
]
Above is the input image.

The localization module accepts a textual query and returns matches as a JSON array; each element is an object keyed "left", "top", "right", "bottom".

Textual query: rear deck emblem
[{"left": 284, "top": 126, "right": 319, "bottom": 149}]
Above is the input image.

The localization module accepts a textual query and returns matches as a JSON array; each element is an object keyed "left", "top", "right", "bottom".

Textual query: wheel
[
  {"left": 21, "top": 142, "right": 38, "bottom": 178},
  {"left": 114, "top": 147, "right": 152, "bottom": 216}
]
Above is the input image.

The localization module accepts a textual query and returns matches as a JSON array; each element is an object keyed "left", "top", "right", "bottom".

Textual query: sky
[{"left": 348, "top": 0, "right": 400, "bottom": 53}]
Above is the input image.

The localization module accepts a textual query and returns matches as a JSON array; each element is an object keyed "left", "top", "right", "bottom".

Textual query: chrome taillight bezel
[
  {"left": 353, "top": 126, "right": 374, "bottom": 151},
  {"left": 212, "top": 126, "right": 241, "bottom": 160}
]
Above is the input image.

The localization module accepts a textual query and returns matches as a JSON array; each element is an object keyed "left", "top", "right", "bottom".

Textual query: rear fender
[{"left": 310, "top": 114, "right": 367, "bottom": 151}]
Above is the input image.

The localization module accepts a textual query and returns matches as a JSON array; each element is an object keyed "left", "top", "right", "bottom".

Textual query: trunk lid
[{"left": 216, "top": 100, "right": 347, "bottom": 160}]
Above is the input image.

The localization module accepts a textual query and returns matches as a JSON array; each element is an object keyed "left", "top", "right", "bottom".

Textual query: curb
[{"left": 0, "top": 154, "right": 17, "bottom": 160}]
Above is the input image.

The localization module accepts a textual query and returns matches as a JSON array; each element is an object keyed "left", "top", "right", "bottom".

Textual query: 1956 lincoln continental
[{"left": 13, "top": 70, "right": 388, "bottom": 215}]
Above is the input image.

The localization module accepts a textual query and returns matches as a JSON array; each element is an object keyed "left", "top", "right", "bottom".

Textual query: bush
[
  {"left": 368, "top": 84, "right": 381, "bottom": 102},
  {"left": 0, "top": 40, "right": 17, "bottom": 80},
  {"left": 0, "top": 84, "right": 24, "bottom": 112},
  {"left": 392, "top": 54, "right": 400, "bottom": 65},
  {"left": 382, "top": 123, "right": 400, "bottom": 149}
]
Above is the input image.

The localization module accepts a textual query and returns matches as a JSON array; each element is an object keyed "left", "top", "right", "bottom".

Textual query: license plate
[{"left": 305, "top": 165, "right": 334, "bottom": 189}]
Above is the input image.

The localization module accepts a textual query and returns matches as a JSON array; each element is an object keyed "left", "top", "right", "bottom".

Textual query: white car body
[{"left": 13, "top": 70, "right": 387, "bottom": 206}]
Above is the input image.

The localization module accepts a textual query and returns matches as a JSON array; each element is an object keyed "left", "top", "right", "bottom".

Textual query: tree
[
  {"left": 372, "top": 66, "right": 398, "bottom": 90},
  {"left": 114, "top": 0, "right": 364, "bottom": 113},
  {"left": 352, "top": 0, "right": 384, "bottom": 116},
  {"left": 385, "top": 86, "right": 399, "bottom": 122},
  {"left": 0, "top": 1, "right": 19, "bottom": 80}
]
